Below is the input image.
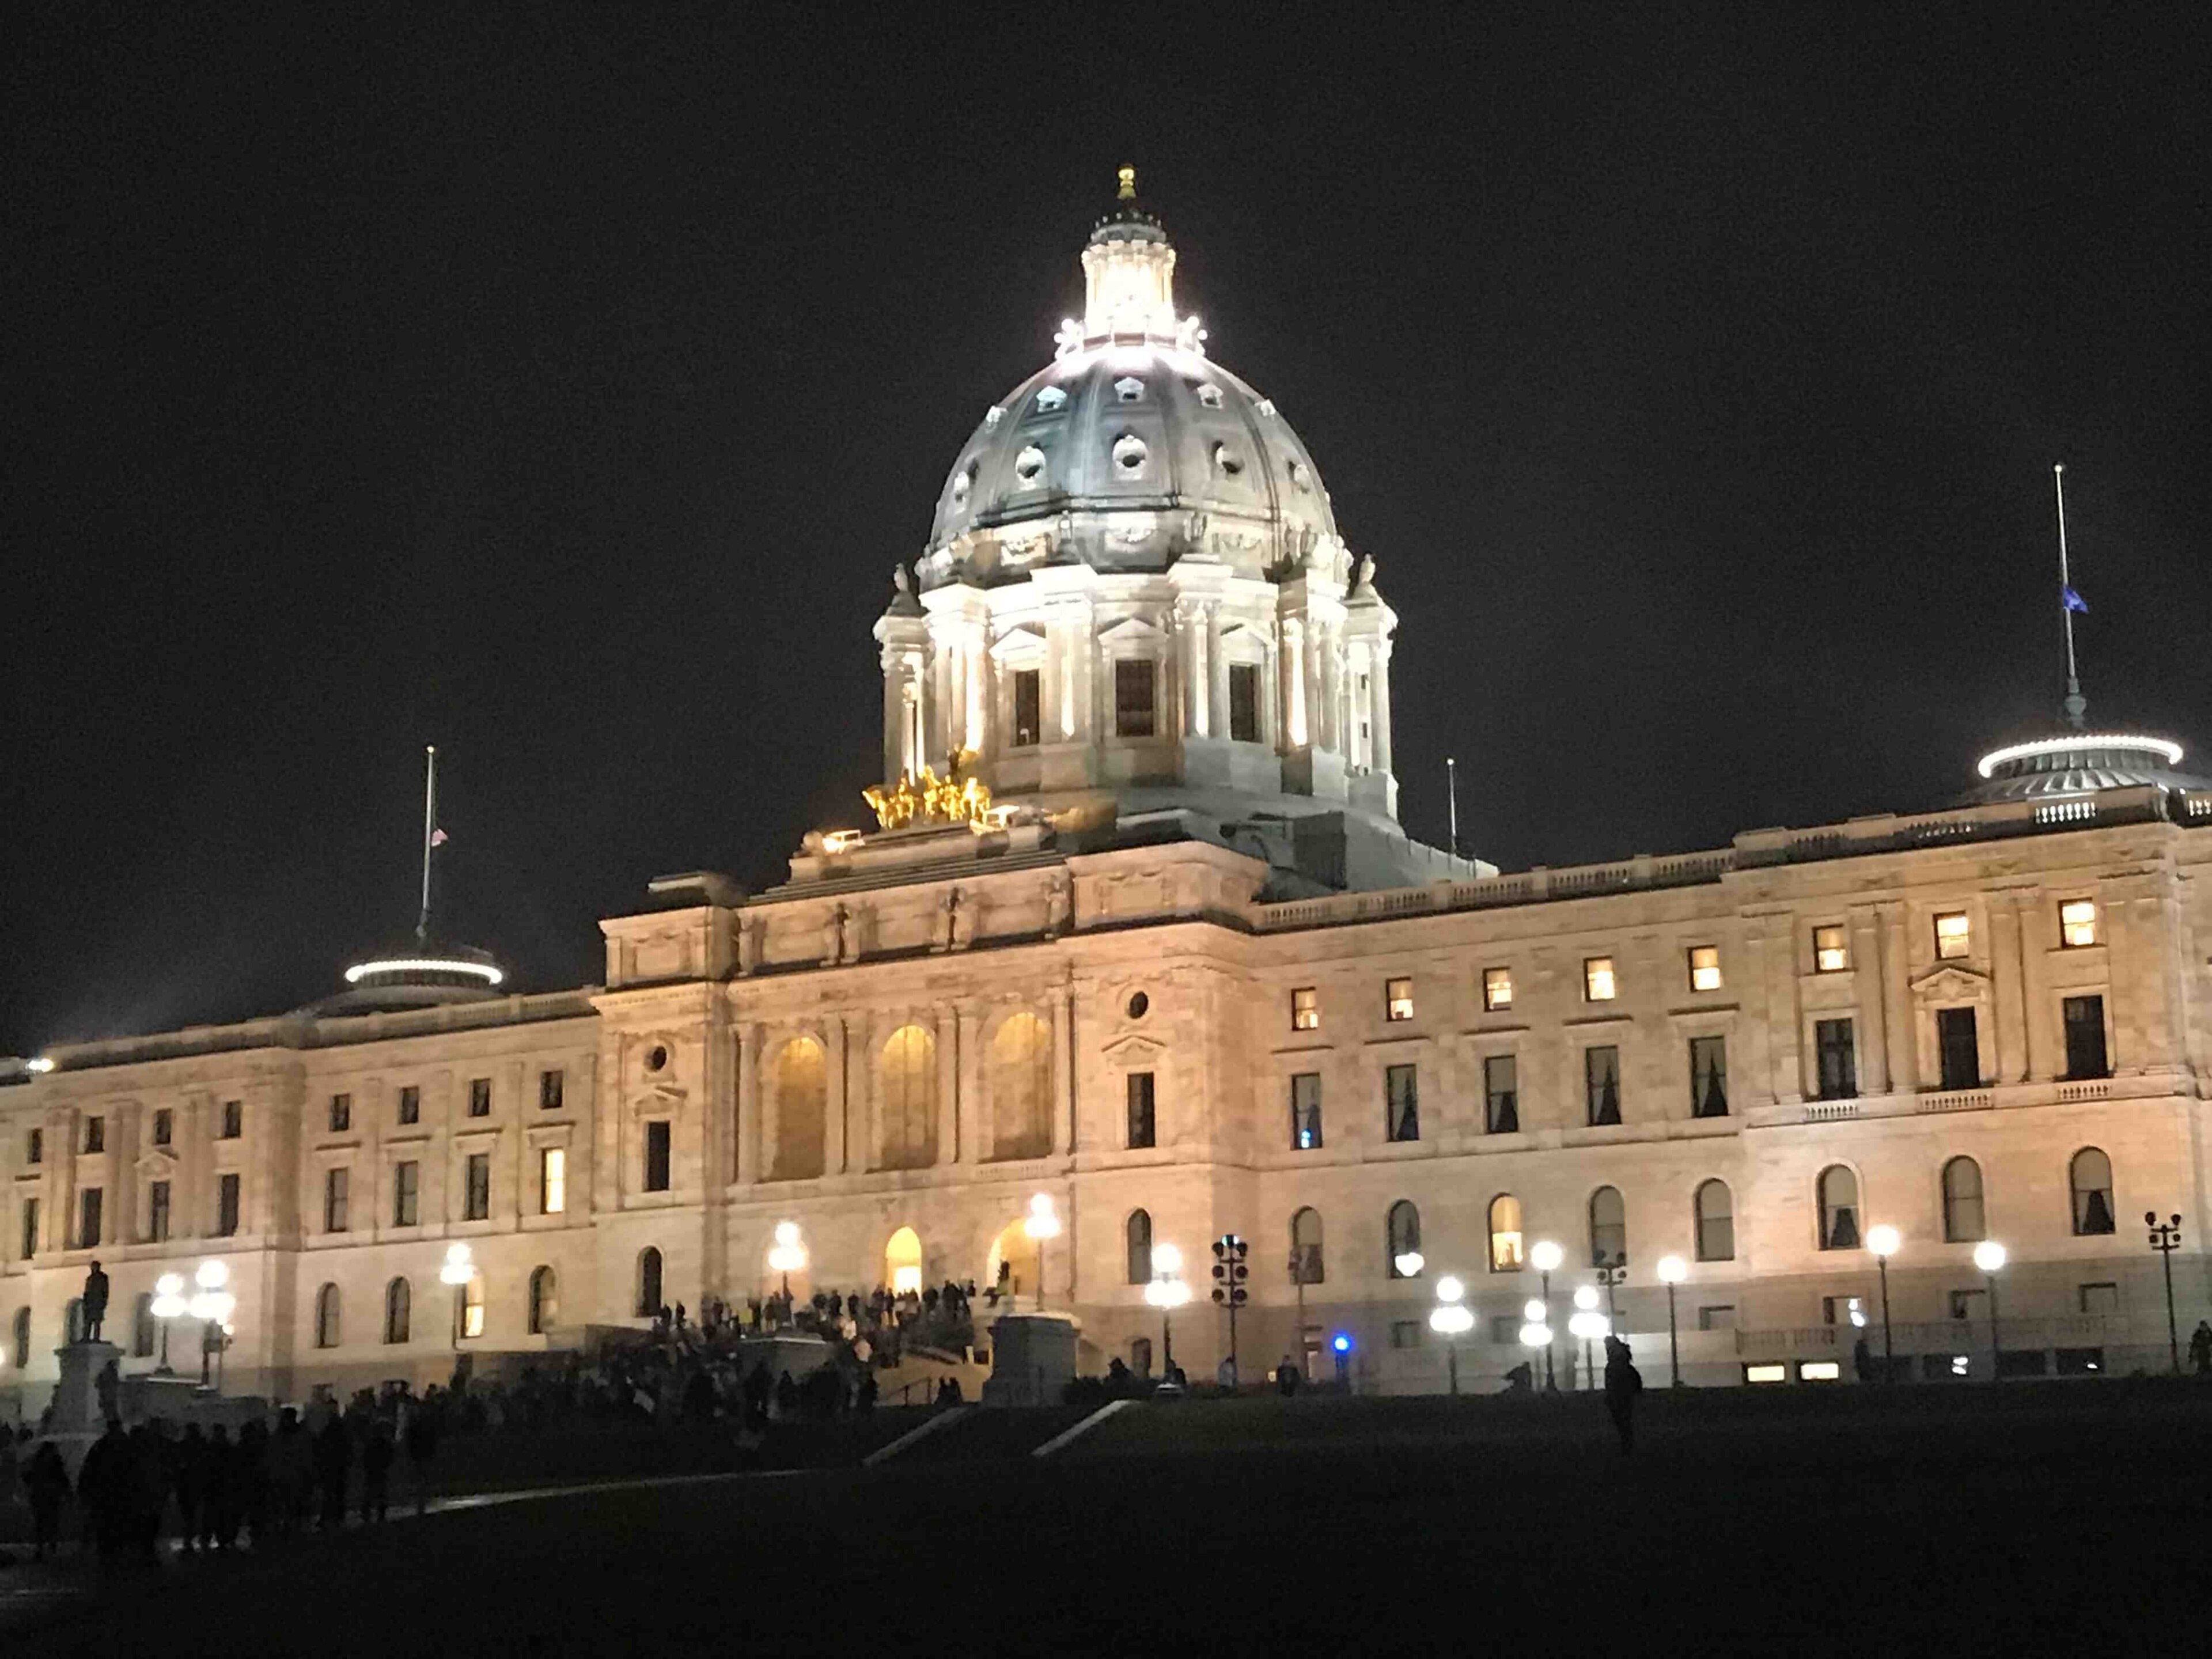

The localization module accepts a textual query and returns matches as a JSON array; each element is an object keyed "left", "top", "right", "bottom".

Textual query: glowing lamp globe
[
  {"left": 1656, "top": 1255, "right": 1687, "bottom": 1285},
  {"left": 1522, "top": 1298, "right": 1547, "bottom": 1323},
  {"left": 1393, "top": 1251, "right": 1425, "bottom": 1278},
  {"left": 1429, "top": 1303, "right": 1474, "bottom": 1336},
  {"left": 1024, "top": 1193, "right": 1062, "bottom": 1242},
  {"left": 439, "top": 1242, "right": 475, "bottom": 1287},
  {"left": 1867, "top": 1225, "right": 1902, "bottom": 1259},
  {"left": 151, "top": 1273, "right": 188, "bottom": 1320},
  {"left": 1529, "top": 1240, "right": 1563, "bottom": 1272},
  {"left": 1572, "top": 1285, "right": 1600, "bottom": 1312},
  {"left": 1434, "top": 1275, "right": 1465, "bottom": 1304},
  {"left": 1567, "top": 1309, "right": 1609, "bottom": 1342},
  {"left": 1972, "top": 1240, "right": 2008, "bottom": 1274},
  {"left": 1518, "top": 1323, "right": 1552, "bottom": 1349},
  {"left": 1152, "top": 1242, "right": 1182, "bottom": 1276}
]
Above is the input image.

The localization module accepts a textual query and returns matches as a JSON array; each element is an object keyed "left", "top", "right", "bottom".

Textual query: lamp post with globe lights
[
  {"left": 1568, "top": 1285, "right": 1609, "bottom": 1390},
  {"left": 1429, "top": 1276, "right": 1474, "bottom": 1396},
  {"left": 1972, "top": 1240, "right": 2007, "bottom": 1380},
  {"left": 188, "top": 1260, "right": 235, "bottom": 1389},
  {"left": 149, "top": 1272, "right": 189, "bottom": 1376},
  {"left": 767, "top": 1221, "right": 808, "bottom": 1306},
  {"left": 1142, "top": 1243, "right": 1190, "bottom": 1374},
  {"left": 439, "top": 1242, "right": 476, "bottom": 1359},
  {"left": 1654, "top": 1255, "right": 1687, "bottom": 1387},
  {"left": 1529, "top": 1240, "right": 1563, "bottom": 1391},
  {"left": 1518, "top": 1299, "right": 1553, "bottom": 1389},
  {"left": 1866, "top": 1225, "right": 1902, "bottom": 1381},
  {"left": 1592, "top": 1252, "right": 1628, "bottom": 1319},
  {"left": 1024, "top": 1194, "right": 1062, "bottom": 1312},
  {"left": 2146, "top": 1213, "right": 2183, "bottom": 1372}
]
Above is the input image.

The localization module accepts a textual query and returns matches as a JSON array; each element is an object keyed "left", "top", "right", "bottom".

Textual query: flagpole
[
  {"left": 1446, "top": 756, "right": 1460, "bottom": 859},
  {"left": 2054, "top": 464, "right": 2084, "bottom": 729},
  {"left": 417, "top": 745, "right": 438, "bottom": 946}
]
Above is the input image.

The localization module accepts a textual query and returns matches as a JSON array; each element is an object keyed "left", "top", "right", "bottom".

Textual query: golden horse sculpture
[{"left": 863, "top": 750, "right": 996, "bottom": 832}]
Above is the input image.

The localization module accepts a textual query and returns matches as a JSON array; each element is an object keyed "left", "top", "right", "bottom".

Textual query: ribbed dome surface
[
  {"left": 922, "top": 343, "right": 1337, "bottom": 585},
  {"left": 1954, "top": 732, "right": 2211, "bottom": 805}
]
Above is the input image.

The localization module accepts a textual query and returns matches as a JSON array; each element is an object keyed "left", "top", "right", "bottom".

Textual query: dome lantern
[{"left": 1080, "top": 164, "right": 1181, "bottom": 343}]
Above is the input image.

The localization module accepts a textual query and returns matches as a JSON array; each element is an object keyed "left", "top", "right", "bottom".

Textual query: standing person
[
  {"left": 268, "top": 1408, "right": 311, "bottom": 1537},
  {"left": 233, "top": 1417, "right": 270, "bottom": 1547},
  {"left": 200, "top": 1425, "right": 233, "bottom": 1549},
  {"left": 2190, "top": 1320, "right": 2212, "bottom": 1375},
  {"left": 1602, "top": 1335, "right": 1643, "bottom": 1455},
  {"left": 0, "top": 1425, "right": 20, "bottom": 1526},
  {"left": 25, "top": 1440, "right": 70, "bottom": 1559},
  {"left": 172, "top": 1425, "right": 209, "bottom": 1551},
  {"left": 402, "top": 1402, "right": 440, "bottom": 1517},
  {"left": 313, "top": 1413, "right": 350, "bottom": 1531},
  {"left": 359, "top": 1420, "right": 394, "bottom": 1524}
]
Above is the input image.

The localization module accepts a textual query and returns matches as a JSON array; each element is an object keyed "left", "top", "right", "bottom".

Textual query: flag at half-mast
[
  {"left": 2061, "top": 586, "right": 2089, "bottom": 614},
  {"left": 430, "top": 828, "right": 449, "bottom": 846}
]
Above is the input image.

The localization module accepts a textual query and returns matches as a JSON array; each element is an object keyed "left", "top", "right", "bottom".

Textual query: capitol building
[{"left": 9, "top": 175, "right": 2210, "bottom": 1403}]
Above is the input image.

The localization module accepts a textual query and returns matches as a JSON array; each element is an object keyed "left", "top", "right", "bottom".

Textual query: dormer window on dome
[
  {"left": 950, "top": 465, "right": 974, "bottom": 507},
  {"left": 1192, "top": 381, "right": 1223, "bottom": 408},
  {"left": 1287, "top": 460, "right": 1312, "bottom": 491},
  {"left": 1212, "top": 442, "right": 1244, "bottom": 478},
  {"left": 1034, "top": 386, "right": 1067, "bottom": 414},
  {"left": 1114, "top": 377, "right": 1145, "bottom": 403},
  {"left": 1014, "top": 445, "right": 1046, "bottom": 483},
  {"left": 1112, "top": 433, "right": 1148, "bottom": 473}
]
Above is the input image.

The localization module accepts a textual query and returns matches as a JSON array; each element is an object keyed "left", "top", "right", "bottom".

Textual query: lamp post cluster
[
  {"left": 767, "top": 1220, "right": 808, "bottom": 1302},
  {"left": 186, "top": 1260, "right": 234, "bottom": 1389},
  {"left": 440, "top": 1241, "right": 476, "bottom": 1357},
  {"left": 2147, "top": 1212, "right": 2183, "bottom": 1372},
  {"left": 1429, "top": 1277, "right": 1473, "bottom": 1395},
  {"left": 1143, "top": 1243, "right": 1189, "bottom": 1376},
  {"left": 1210, "top": 1233, "right": 1249, "bottom": 1383}
]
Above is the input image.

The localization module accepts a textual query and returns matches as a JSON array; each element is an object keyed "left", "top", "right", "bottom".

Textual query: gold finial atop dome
[{"left": 1117, "top": 164, "right": 1137, "bottom": 200}]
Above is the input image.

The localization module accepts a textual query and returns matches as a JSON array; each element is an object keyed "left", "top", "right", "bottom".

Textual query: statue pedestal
[
  {"left": 50, "top": 1341, "right": 123, "bottom": 1437},
  {"left": 982, "top": 1312, "right": 1080, "bottom": 1408}
]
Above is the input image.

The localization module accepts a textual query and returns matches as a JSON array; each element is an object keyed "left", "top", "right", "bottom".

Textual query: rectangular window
[
  {"left": 1385, "top": 977, "right": 1414, "bottom": 1021},
  {"left": 2078, "top": 1282, "right": 2119, "bottom": 1315},
  {"left": 1291, "top": 987, "right": 1319, "bottom": 1031},
  {"left": 1113, "top": 658, "right": 1157, "bottom": 738},
  {"left": 148, "top": 1180, "right": 171, "bottom": 1243},
  {"left": 1813, "top": 925, "right": 1849, "bottom": 973},
  {"left": 393, "top": 1161, "right": 420, "bottom": 1228},
  {"left": 26, "top": 1128, "right": 41, "bottom": 1166},
  {"left": 1011, "top": 668, "right": 1041, "bottom": 748},
  {"left": 1483, "top": 1054, "right": 1519, "bottom": 1135},
  {"left": 84, "top": 1117, "right": 105, "bottom": 1154},
  {"left": 1229, "top": 662, "right": 1260, "bottom": 742},
  {"left": 151, "top": 1109, "right": 171, "bottom": 1147},
  {"left": 329, "top": 1093, "right": 351, "bottom": 1133},
  {"left": 77, "top": 1187, "right": 102, "bottom": 1248},
  {"left": 1384, "top": 1064, "right": 1419, "bottom": 1142},
  {"left": 464, "top": 1153, "right": 490, "bottom": 1221},
  {"left": 20, "top": 1198, "right": 39, "bottom": 1258},
  {"left": 220, "top": 1101, "right": 243, "bottom": 1139},
  {"left": 215, "top": 1172, "right": 240, "bottom": 1236},
  {"left": 541, "top": 1147, "right": 567, "bottom": 1215},
  {"left": 325, "top": 1167, "right": 350, "bottom": 1233},
  {"left": 2059, "top": 899, "right": 2098, "bottom": 948},
  {"left": 1126, "top": 1071, "right": 1157, "bottom": 1149},
  {"left": 468, "top": 1077, "right": 492, "bottom": 1118},
  {"left": 1948, "top": 1287, "right": 1987, "bottom": 1323},
  {"left": 1937, "top": 1007, "right": 1980, "bottom": 1090},
  {"left": 1389, "top": 1320, "right": 1424, "bottom": 1350},
  {"left": 1687, "top": 945, "right": 1722, "bottom": 992},
  {"left": 2062, "top": 994, "right": 2108, "bottom": 1080},
  {"left": 539, "top": 1069, "right": 565, "bottom": 1111},
  {"left": 1482, "top": 967, "right": 1513, "bottom": 1012},
  {"left": 397, "top": 1086, "right": 421, "bottom": 1126},
  {"left": 644, "top": 1120, "right": 672, "bottom": 1192},
  {"left": 1689, "top": 1035, "right": 1728, "bottom": 1118},
  {"left": 1697, "top": 1305, "right": 1737, "bottom": 1331},
  {"left": 1584, "top": 957, "right": 1617, "bottom": 1001},
  {"left": 1815, "top": 1018, "right": 1858, "bottom": 1100},
  {"left": 1934, "top": 911, "right": 1972, "bottom": 960},
  {"left": 1290, "top": 1073, "right": 1323, "bottom": 1150},
  {"left": 1584, "top": 1046, "right": 1621, "bottom": 1126}
]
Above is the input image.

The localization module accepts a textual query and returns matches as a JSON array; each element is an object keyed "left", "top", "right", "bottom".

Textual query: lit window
[
  {"left": 1798, "top": 1361, "right": 1842, "bottom": 1382},
  {"left": 1487, "top": 1194, "right": 1524, "bottom": 1272},
  {"left": 1934, "top": 912, "right": 1971, "bottom": 960},
  {"left": 1385, "top": 977, "right": 1414, "bottom": 1021},
  {"left": 1687, "top": 946, "right": 1722, "bottom": 992},
  {"left": 2059, "top": 900, "right": 2097, "bottom": 948},
  {"left": 1813, "top": 926, "right": 1849, "bottom": 973},
  {"left": 460, "top": 1275, "right": 484, "bottom": 1339},
  {"left": 1482, "top": 968, "right": 1513, "bottom": 1012},
  {"left": 1745, "top": 1363, "right": 1787, "bottom": 1384},
  {"left": 1291, "top": 987, "right": 1319, "bottom": 1031},
  {"left": 1290, "top": 1074, "right": 1323, "bottom": 1149},
  {"left": 1584, "top": 957, "right": 1616, "bottom": 1002},
  {"left": 541, "top": 1148, "right": 567, "bottom": 1215}
]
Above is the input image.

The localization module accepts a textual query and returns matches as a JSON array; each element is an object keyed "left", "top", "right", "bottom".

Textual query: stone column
[
  {"left": 827, "top": 1020, "right": 849, "bottom": 1176},
  {"left": 1991, "top": 898, "right": 2029, "bottom": 1084},
  {"left": 1282, "top": 619, "right": 1308, "bottom": 748},
  {"left": 1762, "top": 915, "right": 1803, "bottom": 1104},
  {"left": 1738, "top": 931, "right": 1774, "bottom": 1111},
  {"left": 734, "top": 1021, "right": 761, "bottom": 1185},
  {"left": 1317, "top": 623, "right": 1339, "bottom": 752},
  {"left": 1208, "top": 604, "right": 1229, "bottom": 740},
  {"left": 1050, "top": 987, "right": 1074, "bottom": 1157},
  {"left": 1262, "top": 634, "right": 1281, "bottom": 748},
  {"left": 956, "top": 1006, "right": 983, "bottom": 1164},
  {"left": 1849, "top": 907, "right": 1887, "bottom": 1094},
  {"left": 1370, "top": 641, "right": 1393, "bottom": 775},
  {"left": 934, "top": 1008, "right": 959, "bottom": 1166},
  {"left": 1878, "top": 902, "right": 1914, "bottom": 1092}
]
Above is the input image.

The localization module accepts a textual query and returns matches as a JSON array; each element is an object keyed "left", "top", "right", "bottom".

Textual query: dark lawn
[{"left": 20, "top": 1381, "right": 2212, "bottom": 1657}]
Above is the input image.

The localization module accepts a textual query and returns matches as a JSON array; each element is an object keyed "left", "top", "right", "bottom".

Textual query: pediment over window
[
  {"left": 1099, "top": 1033, "right": 1168, "bottom": 1065},
  {"left": 988, "top": 624, "right": 1048, "bottom": 662},
  {"left": 1910, "top": 964, "right": 1990, "bottom": 1003},
  {"left": 133, "top": 1146, "right": 180, "bottom": 1176},
  {"left": 1095, "top": 615, "right": 1166, "bottom": 645}
]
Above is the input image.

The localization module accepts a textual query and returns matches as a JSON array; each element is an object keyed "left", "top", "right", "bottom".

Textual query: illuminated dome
[
  {"left": 1959, "top": 730, "right": 2210, "bottom": 805},
  {"left": 312, "top": 940, "right": 507, "bottom": 1014},
  {"left": 919, "top": 168, "right": 1338, "bottom": 588}
]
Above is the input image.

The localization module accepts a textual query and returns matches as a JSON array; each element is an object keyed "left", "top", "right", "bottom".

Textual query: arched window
[
  {"left": 878, "top": 1025, "right": 938, "bottom": 1172},
  {"left": 384, "top": 1278, "right": 411, "bottom": 1344},
  {"left": 1488, "top": 1195, "right": 1524, "bottom": 1272},
  {"left": 1385, "top": 1200, "right": 1422, "bottom": 1278},
  {"left": 1941, "top": 1156, "right": 1986, "bottom": 1243},
  {"left": 637, "top": 1247, "right": 664, "bottom": 1318},
  {"left": 988, "top": 1012, "right": 1052, "bottom": 1161},
  {"left": 1695, "top": 1179, "right": 1735, "bottom": 1262},
  {"left": 1126, "top": 1209, "right": 1153, "bottom": 1285},
  {"left": 771, "top": 1038, "right": 828, "bottom": 1180},
  {"left": 528, "top": 1266, "right": 558, "bottom": 1335},
  {"left": 10, "top": 1308, "right": 27, "bottom": 1370},
  {"left": 1589, "top": 1186, "right": 1627, "bottom": 1267},
  {"left": 131, "top": 1293, "right": 156, "bottom": 1358},
  {"left": 2069, "top": 1147, "right": 2115, "bottom": 1236},
  {"left": 1817, "top": 1165, "right": 1861, "bottom": 1251},
  {"left": 315, "top": 1283, "right": 341, "bottom": 1350},
  {"left": 1130, "top": 1335, "right": 1154, "bottom": 1377},
  {"left": 1291, "top": 1207, "right": 1324, "bottom": 1286}
]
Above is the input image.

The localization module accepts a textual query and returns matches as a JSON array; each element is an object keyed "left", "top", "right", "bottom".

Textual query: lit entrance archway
[
  {"left": 885, "top": 1226, "right": 923, "bottom": 1295},
  {"left": 986, "top": 1216, "right": 1043, "bottom": 1304}
]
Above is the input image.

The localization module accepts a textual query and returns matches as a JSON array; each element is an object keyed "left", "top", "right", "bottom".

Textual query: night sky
[{"left": 7, "top": 9, "right": 2208, "bottom": 1055}]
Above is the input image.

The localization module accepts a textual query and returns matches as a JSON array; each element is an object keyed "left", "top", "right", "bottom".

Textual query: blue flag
[{"left": 2061, "top": 586, "right": 2089, "bottom": 613}]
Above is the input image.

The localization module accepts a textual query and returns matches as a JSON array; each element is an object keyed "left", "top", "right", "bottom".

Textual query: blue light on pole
[{"left": 1331, "top": 1331, "right": 1353, "bottom": 1388}]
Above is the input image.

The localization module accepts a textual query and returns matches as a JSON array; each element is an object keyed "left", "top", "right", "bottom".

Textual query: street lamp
[
  {"left": 187, "top": 1259, "right": 235, "bottom": 1389},
  {"left": 1143, "top": 1242, "right": 1190, "bottom": 1375},
  {"left": 1866, "top": 1225, "right": 1901, "bottom": 1382},
  {"left": 1568, "top": 1285, "right": 1609, "bottom": 1390},
  {"left": 1655, "top": 1255, "right": 1687, "bottom": 1388},
  {"left": 1024, "top": 1194, "right": 1061, "bottom": 1312},
  {"left": 2146, "top": 1213, "right": 2183, "bottom": 1373},
  {"left": 1393, "top": 1250, "right": 1426, "bottom": 1280},
  {"left": 1529, "top": 1240, "right": 1563, "bottom": 1392},
  {"left": 767, "top": 1220, "right": 807, "bottom": 1304},
  {"left": 149, "top": 1272, "right": 188, "bottom": 1377},
  {"left": 1972, "top": 1240, "right": 2006, "bottom": 1381},
  {"left": 1429, "top": 1275, "right": 1474, "bottom": 1396},
  {"left": 1592, "top": 1251, "right": 1628, "bottom": 1319},
  {"left": 439, "top": 1242, "right": 476, "bottom": 1357}
]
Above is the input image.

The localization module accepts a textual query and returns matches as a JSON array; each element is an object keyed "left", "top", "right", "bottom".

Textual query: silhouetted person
[
  {"left": 1602, "top": 1335, "right": 1643, "bottom": 1454},
  {"left": 78, "top": 1420, "right": 129, "bottom": 1557},
  {"left": 1503, "top": 1361, "right": 1534, "bottom": 1393},
  {"left": 233, "top": 1418, "right": 269, "bottom": 1546},
  {"left": 81, "top": 1260, "right": 111, "bottom": 1343},
  {"left": 200, "top": 1424, "right": 233, "bottom": 1548},
  {"left": 774, "top": 1370, "right": 800, "bottom": 1418},
  {"left": 1853, "top": 1335, "right": 1877, "bottom": 1382},
  {"left": 359, "top": 1419, "right": 394, "bottom": 1524},
  {"left": 25, "top": 1440, "right": 69, "bottom": 1558},
  {"left": 1275, "top": 1355, "right": 1302, "bottom": 1396},
  {"left": 2191, "top": 1321, "right": 2212, "bottom": 1375},
  {"left": 269, "top": 1408, "right": 312, "bottom": 1536},
  {"left": 403, "top": 1406, "right": 440, "bottom": 1516},
  {"left": 128, "top": 1423, "right": 169, "bottom": 1556},
  {"left": 314, "top": 1414, "right": 350, "bottom": 1529},
  {"left": 173, "top": 1424, "right": 209, "bottom": 1550}
]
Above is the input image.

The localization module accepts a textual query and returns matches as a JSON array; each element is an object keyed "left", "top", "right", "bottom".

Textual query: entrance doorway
[{"left": 885, "top": 1226, "right": 923, "bottom": 1295}]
